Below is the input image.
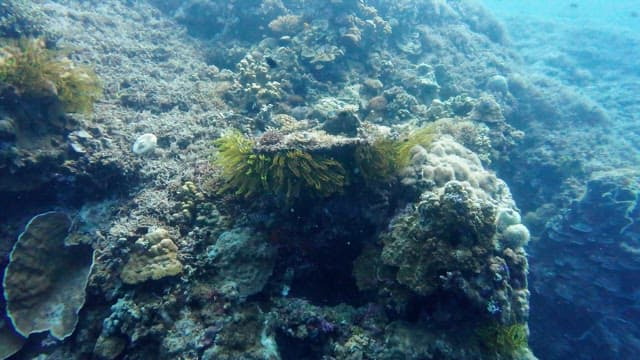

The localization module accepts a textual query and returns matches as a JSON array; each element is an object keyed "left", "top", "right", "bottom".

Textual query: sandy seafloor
[{"left": 1, "top": 0, "right": 639, "bottom": 359}]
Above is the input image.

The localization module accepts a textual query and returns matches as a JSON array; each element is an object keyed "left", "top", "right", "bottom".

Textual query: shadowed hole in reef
[
  {"left": 286, "top": 234, "right": 366, "bottom": 306},
  {"left": 276, "top": 329, "right": 329, "bottom": 360},
  {"left": 269, "top": 197, "right": 376, "bottom": 307}
]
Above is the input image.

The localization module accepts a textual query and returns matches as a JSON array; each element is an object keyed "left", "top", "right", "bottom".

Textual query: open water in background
[
  {"left": 482, "top": 1, "right": 640, "bottom": 358},
  {"left": 483, "top": 0, "right": 640, "bottom": 31}
]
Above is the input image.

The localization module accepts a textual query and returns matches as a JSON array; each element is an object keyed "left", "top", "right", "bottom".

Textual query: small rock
[{"left": 132, "top": 133, "right": 157, "bottom": 155}]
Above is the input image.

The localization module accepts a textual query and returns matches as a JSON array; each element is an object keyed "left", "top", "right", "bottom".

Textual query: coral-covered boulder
[{"left": 357, "top": 137, "right": 531, "bottom": 326}]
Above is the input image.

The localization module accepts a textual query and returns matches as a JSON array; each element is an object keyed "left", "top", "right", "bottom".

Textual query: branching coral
[
  {"left": 214, "top": 131, "right": 346, "bottom": 202},
  {"left": 0, "top": 38, "right": 101, "bottom": 113}
]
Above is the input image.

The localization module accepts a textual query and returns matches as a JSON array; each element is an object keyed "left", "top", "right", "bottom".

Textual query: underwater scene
[{"left": 0, "top": 0, "right": 638, "bottom": 359}]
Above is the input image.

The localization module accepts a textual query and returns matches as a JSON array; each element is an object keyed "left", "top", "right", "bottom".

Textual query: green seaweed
[
  {"left": 394, "top": 124, "right": 436, "bottom": 167},
  {"left": 353, "top": 124, "right": 436, "bottom": 184},
  {"left": 215, "top": 125, "right": 438, "bottom": 201},
  {"left": 477, "top": 322, "right": 529, "bottom": 356},
  {"left": 0, "top": 38, "right": 101, "bottom": 114},
  {"left": 354, "top": 137, "right": 399, "bottom": 185},
  {"left": 214, "top": 131, "right": 346, "bottom": 203}
]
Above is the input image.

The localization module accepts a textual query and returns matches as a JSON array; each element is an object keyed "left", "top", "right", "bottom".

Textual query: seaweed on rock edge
[
  {"left": 213, "top": 131, "right": 346, "bottom": 203},
  {"left": 0, "top": 37, "right": 102, "bottom": 114},
  {"left": 395, "top": 124, "right": 437, "bottom": 167},
  {"left": 477, "top": 322, "right": 530, "bottom": 357},
  {"left": 214, "top": 125, "right": 439, "bottom": 203}
]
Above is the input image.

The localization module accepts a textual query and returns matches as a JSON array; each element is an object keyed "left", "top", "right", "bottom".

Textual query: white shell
[{"left": 132, "top": 133, "right": 157, "bottom": 155}]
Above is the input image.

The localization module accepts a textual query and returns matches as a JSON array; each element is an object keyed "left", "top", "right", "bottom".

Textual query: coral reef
[
  {"left": 202, "top": 304, "right": 279, "bottom": 360},
  {"left": 388, "top": 137, "right": 526, "bottom": 316},
  {"left": 353, "top": 137, "right": 532, "bottom": 357},
  {"left": 0, "top": 0, "right": 47, "bottom": 38},
  {"left": 0, "top": 1, "right": 569, "bottom": 359},
  {"left": 205, "top": 227, "right": 276, "bottom": 299},
  {"left": 2, "top": 211, "right": 95, "bottom": 343},
  {"left": 0, "top": 35, "right": 126, "bottom": 212},
  {"left": 268, "top": 14, "right": 305, "bottom": 35},
  {"left": 120, "top": 228, "right": 183, "bottom": 284}
]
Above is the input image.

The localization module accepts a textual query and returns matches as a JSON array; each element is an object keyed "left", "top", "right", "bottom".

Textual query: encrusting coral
[
  {"left": 0, "top": 37, "right": 101, "bottom": 114},
  {"left": 352, "top": 136, "right": 534, "bottom": 357},
  {"left": 120, "top": 228, "right": 183, "bottom": 285}
]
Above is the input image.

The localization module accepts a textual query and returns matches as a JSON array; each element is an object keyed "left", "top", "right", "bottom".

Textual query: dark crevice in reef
[
  {"left": 285, "top": 234, "right": 366, "bottom": 307},
  {"left": 276, "top": 328, "right": 331, "bottom": 360},
  {"left": 269, "top": 227, "right": 371, "bottom": 307},
  {"left": 265, "top": 190, "right": 393, "bottom": 307}
]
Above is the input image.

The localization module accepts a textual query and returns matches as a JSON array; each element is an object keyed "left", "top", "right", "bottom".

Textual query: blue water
[
  {"left": 483, "top": 1, "right": 640, "bottom": 358},
  {"left": 483, "top": 0, "right": 640, "bottom": 167},
  {"left": 483, "top": 0, "right": 640, "bottom": 29},
  {"left": 483, "top": 0, "right": 640, "bottom": 115}
]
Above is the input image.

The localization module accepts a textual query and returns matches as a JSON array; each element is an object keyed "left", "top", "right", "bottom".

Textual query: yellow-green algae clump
[
  {"left": 354, "top": 124, "right": 436, "bottom": 184},
  {"left": 394, "top": 124, "right": 437, "bottom": 167},
  {"left": 0, "top": 38, "right": 101, "bottom": 114},
  {"left": 477, "top": 322, "right": 529, "bottom": 357},
  {"left": 214, "top": 131, "right": 346, "bottom": 202},
  {"left": 354, "top": 137, "right": 399, "bottom": 185},
  {"left": 214, "top": 125, "right": 440, "bottom": 202},
  {"left": 214, "top": 125, "right": 439, "bottom": 202}
]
